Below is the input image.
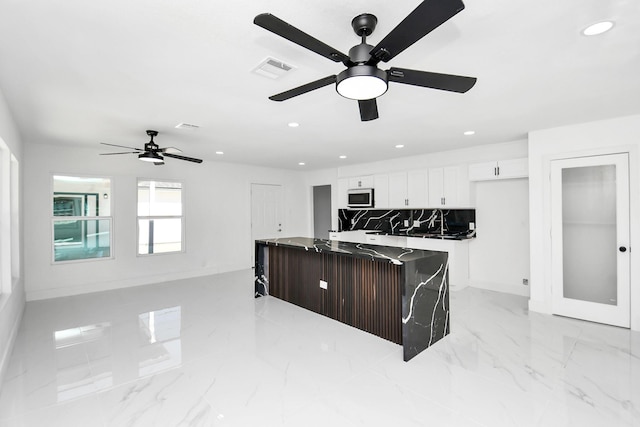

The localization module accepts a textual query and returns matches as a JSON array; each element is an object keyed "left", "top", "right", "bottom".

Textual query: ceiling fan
[
  {"left": 254, "top": 0, "right": 477, "bottom": 121},
  {"left": 100, "top": 130, "right": 203, "bottom": 165}
]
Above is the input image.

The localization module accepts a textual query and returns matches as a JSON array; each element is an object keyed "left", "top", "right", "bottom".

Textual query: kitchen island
[{"left": 254, "top": 237, "right": 449, "bottom": 361}]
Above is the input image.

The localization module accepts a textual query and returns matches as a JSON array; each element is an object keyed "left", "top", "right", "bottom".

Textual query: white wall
[
  {"left": 23, "top": 143, "right": 310, "bottom": 300},
  {"left": 0, "top": 86, "right": 24, "bottom": 387},
  {"left": 528, "top": 114, "right": 640, "bottom": 330}
]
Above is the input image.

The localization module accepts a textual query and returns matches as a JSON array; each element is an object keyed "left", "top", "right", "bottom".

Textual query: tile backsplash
[{"left": 338, "top": 208, "right": 476, "bottom": 236}]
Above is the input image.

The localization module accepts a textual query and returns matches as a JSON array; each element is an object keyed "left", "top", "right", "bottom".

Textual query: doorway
[
  {"left": 550, "top": 153, "right": 630, "bottom": 327},
  {"left": 313, "top": 185, "right": 332, "bottom": 239}
]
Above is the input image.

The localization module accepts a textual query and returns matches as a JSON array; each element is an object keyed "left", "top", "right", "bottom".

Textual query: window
[
  {"left": 52, "top": 175, "right": 112, "bottom": 262},
  {"left": 137, "top": 180, "right": 183, "bottom": 255}
]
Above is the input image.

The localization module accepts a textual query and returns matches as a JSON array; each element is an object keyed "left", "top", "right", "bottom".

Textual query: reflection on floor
[{"left": 1, "top": 269, "right": 638, "bottom": 426}]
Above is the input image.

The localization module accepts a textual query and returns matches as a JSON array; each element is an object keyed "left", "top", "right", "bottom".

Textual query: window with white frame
[
  {"left": 137, "top": 180, "right": 183, "bottom": 255},
  {"left": 52, "top": 175, "right": 113, "bottom": 262}
]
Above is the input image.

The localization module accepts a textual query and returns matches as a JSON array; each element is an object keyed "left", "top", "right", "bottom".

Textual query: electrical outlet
[
  {"left": 523, "top": 279, "right": 529, "bottom": 286},
  {"left": 413, "top": 220, "right": 420, "bottom": 227},
  {"left": 403, "top": 220, "right": 409, "bottom": 227},
  {"left": 469, "top": 222, "right": 475, "bottom": 230},
  {"left": 320, "top": 280, "right": 328, "bottom": 290}
]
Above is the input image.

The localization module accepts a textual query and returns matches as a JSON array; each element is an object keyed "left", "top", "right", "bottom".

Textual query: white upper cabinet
[
  {"left": 373, "top": 174, "right": 389, "bottom": 209},
  {"left": 388, "top": 172, "right": 408, "bottom": 208},
  {"left": 428, "top": 166, "right": 459, "bottom": 207},
  {"left": 387, "top": 170, "right": 428, "bottom": 208},
  {"left": 468, "top": 158, "right": 528, "bottom": 181},
  {"left": 407, "top": 170, "right": 428, "bottom": 208},
  {"left": 348, "top": 175, "right": 374, "bottom": 188},
  {"left": 337, "top": 178, "right": 349, "bottom": 209}
]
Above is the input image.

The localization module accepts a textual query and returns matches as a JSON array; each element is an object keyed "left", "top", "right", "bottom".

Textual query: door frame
[{"left": 550, "top": 153, "right": 631, "bottom": 327}]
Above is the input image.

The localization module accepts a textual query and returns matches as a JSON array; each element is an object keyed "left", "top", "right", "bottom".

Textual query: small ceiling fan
[
  {"left": 254, "top": 0, "right": 477, "bottom": 121},
  {"left": 100, "top": 130, "right": 203, "bottom": 165}
]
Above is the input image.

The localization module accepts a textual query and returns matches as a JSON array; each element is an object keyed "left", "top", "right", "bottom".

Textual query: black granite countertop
[
  {"left": 362, "top": 230, "right": 476, "bottom": 241},
  {"left": 256, "top": 237, "right": 445, "bottom": 265}
]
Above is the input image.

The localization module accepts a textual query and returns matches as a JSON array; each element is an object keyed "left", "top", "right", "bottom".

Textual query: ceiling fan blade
[
  {"left": 368, "top": 0, "right": 465, "bottom": 64},
  {"left": 164, "top": 153, "right": 203, "bottom": 164},
  {"left": 254, "top": 13, "right": 350, "bottom": 64},
  {"left": 100, "top": 151, "right": 140, "bottom": 155},
  {"left": 269, "top": 75, "right": 337, "bottom": 101},
  {"left": 100, "top": 142, "right": 142, "bottom": 151},
  {"left": 358, "top": 99, "right": 379, "bottom": 121},
  {"left": 388, "top": 67, "right": 476, "bottom": 93},
  {"left": 160, "top": 147, "right": 182, "bottom": 154}
]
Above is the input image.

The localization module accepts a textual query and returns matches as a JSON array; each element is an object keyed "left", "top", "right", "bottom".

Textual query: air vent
[
  {"left": 175, "top": 123, "right": 200, "bottom": 130},
  {"left": 252, "top": 57, "right": 296, "bottom": 79}
]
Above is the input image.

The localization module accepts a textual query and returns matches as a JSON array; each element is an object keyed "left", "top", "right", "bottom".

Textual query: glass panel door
[{"left": 551, "top": 153, "right": 630, "bottom": 327}]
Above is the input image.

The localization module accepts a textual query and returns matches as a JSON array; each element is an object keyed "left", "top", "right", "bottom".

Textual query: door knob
[{"left": 619, "top": 246, "right": 627, "bottom": 253}]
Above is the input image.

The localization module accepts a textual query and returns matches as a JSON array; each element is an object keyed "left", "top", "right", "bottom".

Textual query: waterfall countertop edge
[{"left": 255, "top": 237, "right": 445, "bottom": 264}]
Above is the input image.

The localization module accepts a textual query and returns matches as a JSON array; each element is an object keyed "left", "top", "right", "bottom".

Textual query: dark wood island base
[{"left": 255, "top": 237, "right": 449, "bottom": 361}]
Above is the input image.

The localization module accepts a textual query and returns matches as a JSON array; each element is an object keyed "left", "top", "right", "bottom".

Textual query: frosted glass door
[{"left": 551, "top": 153, "right": 630, "bottom": 327}]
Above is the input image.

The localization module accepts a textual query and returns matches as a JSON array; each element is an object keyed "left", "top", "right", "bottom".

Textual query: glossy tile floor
[{"left": 1, "top": 269, "right": 639, "bottom": 426}]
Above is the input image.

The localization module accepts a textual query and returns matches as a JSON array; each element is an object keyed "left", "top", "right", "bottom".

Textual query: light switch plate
[
  {"left": 320, "top": 280, "right": 328, "bottom": 290},
  {"left": 403, "top": 220, "right": 409, "bottom": 227},
  {"left": 413, "top": 220, "right": 420, "bottom": 227},
  {"left": 469, "top": 222, "right": 475, "bottom": 230}
]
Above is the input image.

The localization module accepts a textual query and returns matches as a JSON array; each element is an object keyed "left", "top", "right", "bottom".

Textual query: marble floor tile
[{"left": 1, "top": 270, "right": 639, "bottom": 427}]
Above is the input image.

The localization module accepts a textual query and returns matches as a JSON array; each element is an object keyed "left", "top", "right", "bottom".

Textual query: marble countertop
[
  {"left": 361, "top": 230, "right": 476, "bottom": 241},
  {"left": 256, "top": 237, "right": 444, "bottom": 265}
]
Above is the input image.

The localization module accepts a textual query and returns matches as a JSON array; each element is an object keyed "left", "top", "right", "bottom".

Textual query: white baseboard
[
  {"left": 469, "top": 280, "right": 530, "bottom": 297},
  {"left": 26, "top": 263, "right": 247, "bottom": 301},
  {"left": 0, "top": 293, "right": 25, "bottom": 388}
]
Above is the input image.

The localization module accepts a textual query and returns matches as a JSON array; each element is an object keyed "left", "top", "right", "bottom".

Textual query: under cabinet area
[{"left": 468, "top": 158, "right": 528, "bottom": 181}]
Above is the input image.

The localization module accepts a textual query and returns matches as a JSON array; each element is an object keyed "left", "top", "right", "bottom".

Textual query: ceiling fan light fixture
[
  {"left": 336, "top": 66, "right": 388, "bottom": 100},
  {"left": 138, "top": 151, "right": 164, "bottom": 163}
]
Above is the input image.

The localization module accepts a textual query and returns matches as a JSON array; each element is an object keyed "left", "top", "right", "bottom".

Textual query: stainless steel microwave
[{"left": 347, "top": 188, "right": 374, "bottom": 208}]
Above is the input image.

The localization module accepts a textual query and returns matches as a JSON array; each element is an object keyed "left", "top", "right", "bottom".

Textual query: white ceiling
[{"left": 0, "top": 0, "right": 638, "bottom": 170}]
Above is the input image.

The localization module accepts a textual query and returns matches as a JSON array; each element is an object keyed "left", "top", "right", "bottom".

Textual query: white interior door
[
  {"left": 251, "top": 184, "right": 284, "bottom": 262},
  {"left": 551, "top": 153, "right": 630, "bottom": 327}
]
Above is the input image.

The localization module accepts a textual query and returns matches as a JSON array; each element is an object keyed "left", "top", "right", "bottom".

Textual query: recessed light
[
  {"left": 288, "top": 122, "right": 299, "bottom": 128},
  {"left": 464, "top": 130, "right": 475, "bottom": 136},
  {"left": 582, "top": 21, "right": 614, "bottom": 36},
  {"left": 339, "top": 155, "right": 347, "bottom": 159},
  {"left": 395, "top": 144, "right": 404, "bottom": 149},
  {"left": 216, "top": 151, "right": 224, "bottom": 155},
  {"left": 298, "top": 162, "right": 305, "bottom": 166}
]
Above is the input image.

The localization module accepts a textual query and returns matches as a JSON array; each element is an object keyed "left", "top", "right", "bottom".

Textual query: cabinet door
[
  {"left": 337, "top": 178, "right": 349, "bottom": 209},
  {"left": 348, "top": 175, "right": 374, "bottom": 188},
  {"left": 497, "top": 158, "right": 528, "bottom": 179},
  {"left": 442, "top": 166, "right": 459, "bottom": 206},
  {"left": 428, "top": 168, "right": 444, "bottom": 206},
  {"left": 468, "top": 161, "right": 498, "bottom": 181},
  {"left": 388, "top": 172, "right": 408, "bottom": 207},
  {"left": 407, "top": 170, "right": 428, "bottom": 208},
  {"left": 373, "top": 174, "right": 389, "bottom": 209}
]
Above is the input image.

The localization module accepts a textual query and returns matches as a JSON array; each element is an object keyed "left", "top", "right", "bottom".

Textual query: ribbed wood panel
[{"left": 268, "top": 246, "right": 402, "bottom": 344}]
